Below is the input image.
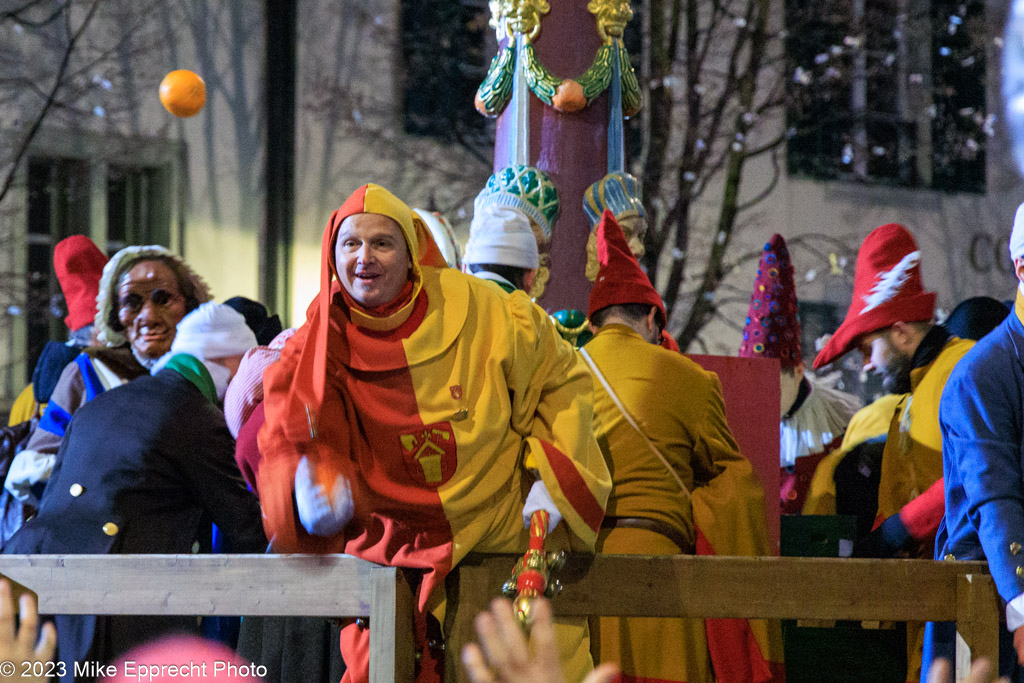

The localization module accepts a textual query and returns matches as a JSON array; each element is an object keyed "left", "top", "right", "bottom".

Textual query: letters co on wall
[{"left": 969, "top": 233, "right": 1015, "bottom": 274}]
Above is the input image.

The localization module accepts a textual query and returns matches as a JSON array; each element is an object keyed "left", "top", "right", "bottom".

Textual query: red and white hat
[
  {"left": 812, "top": 223, "right": 935, "bottom": 369},
  {"left": 587, "top": 210, "right": 665, "bottom": 326}
]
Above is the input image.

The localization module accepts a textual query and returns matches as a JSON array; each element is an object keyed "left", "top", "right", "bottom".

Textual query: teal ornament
[
  {"left": 477, "top": 165, "right": 560, "bottom": 239},
  {"left": 551, "top": 309, "right": 592, "bottom": 348}
]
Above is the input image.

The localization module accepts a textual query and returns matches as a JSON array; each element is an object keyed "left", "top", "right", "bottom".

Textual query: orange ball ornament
[
  {"left": 551, "top": 79, "right": 586, "bottom": 113},
  {"left": 159, "top": 70, "right": 206, "bottom": 118}
]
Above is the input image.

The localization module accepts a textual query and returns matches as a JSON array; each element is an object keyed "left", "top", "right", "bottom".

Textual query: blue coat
[{"left": 926, "top": 308, "right": 1024, "bottom": 680}]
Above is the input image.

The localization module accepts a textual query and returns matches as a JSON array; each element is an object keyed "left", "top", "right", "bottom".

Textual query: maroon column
[{"left": 493, "top": 1, "right": 608, "bottom": 313}]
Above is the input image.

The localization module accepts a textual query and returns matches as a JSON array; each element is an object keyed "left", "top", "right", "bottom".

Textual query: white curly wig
[{"left": 94, "top": 245, "right": 213, "bottom": 348}]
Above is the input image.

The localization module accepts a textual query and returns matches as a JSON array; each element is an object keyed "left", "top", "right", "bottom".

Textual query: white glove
[
  {"left": 294, "top": 455, "right": 354, "bottom": 537},
  {"left": 522, "top": 479, "right": 563, "bottom": 531}
]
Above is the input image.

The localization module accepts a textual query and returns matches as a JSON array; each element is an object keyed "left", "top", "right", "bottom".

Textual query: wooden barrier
[
  {"left": 446, "top": 553, "right": 999, "bottom": 683},
  {"left": 0, "top": 553, "right": 1001, "bottom": 683},
  {"left": 0, "top": 554, "right": 413, "bottom": 683}
]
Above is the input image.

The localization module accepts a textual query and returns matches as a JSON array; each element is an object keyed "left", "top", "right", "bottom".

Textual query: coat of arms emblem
[{"left": 399, "top": 421, "right": 457, "bottom": 487}]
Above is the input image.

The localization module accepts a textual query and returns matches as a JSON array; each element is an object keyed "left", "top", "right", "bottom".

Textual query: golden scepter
[{"left": 502, "top": 509, "right": 566, "bottom": 628}]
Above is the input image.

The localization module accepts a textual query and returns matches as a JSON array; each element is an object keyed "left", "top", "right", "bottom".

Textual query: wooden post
[
  {"left": 369, "top": 566, "right": 414, "bottom": 683},
  {"left": 955, "top": 573, "right": 1000, "bottom": 683},
  {"left": 444, "top": 559, "right": 510, "bottom": 683}
]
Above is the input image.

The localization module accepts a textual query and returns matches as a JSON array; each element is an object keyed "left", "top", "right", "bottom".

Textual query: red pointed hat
[
  {"left": 587, "top": 210, "right": 665, "bottom": 326},
  {"left": 54, "top": 235, "right": 108, "bottom": 332},
  {"left": 812, "top": 223, "right": 935, "bottom": 369},
  {"left": 738, "top": 234, "right": 802, "bottom": 367}
]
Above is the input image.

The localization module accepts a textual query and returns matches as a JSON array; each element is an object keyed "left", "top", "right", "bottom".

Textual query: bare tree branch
[{"left": 0, "top": 0, "right": 103, "bottom": 206}]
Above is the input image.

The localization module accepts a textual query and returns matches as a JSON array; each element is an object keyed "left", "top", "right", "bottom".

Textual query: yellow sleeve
[
  {"left": 505, "top": 292, "right": 611, "bottom": 550},
  {"left": 802, "top": 393, "right": 903, "bottom": 515},
  {"left": 691, "top": 373, "right": 772, "bottom": 556},
  {"left": 8, "top": 384, "right": 39, "bottom": 426},
  {"left": 691, "top": 373, "right": 782, "bottom": 665}
]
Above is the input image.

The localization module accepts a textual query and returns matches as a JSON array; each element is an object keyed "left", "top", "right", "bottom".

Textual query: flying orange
[{"left": 159, "top": 70, "right": 206, "bottom": 118}]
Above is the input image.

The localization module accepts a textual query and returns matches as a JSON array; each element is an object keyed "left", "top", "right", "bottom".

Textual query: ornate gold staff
[{"left": 502, "top": 509, "right": 566, "bottom": 628}]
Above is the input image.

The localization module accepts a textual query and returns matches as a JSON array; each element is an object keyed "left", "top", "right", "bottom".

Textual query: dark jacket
[{"left": 6, "top": 368, "right": 266, "bottom": 681}]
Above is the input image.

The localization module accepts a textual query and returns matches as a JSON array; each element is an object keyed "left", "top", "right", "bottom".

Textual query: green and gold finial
[
  {"left": 496, "top": 0, "right": 550, "bottom": 43},
  {"left": 587, "top": 0, "right": 634, "bottom": 45}
]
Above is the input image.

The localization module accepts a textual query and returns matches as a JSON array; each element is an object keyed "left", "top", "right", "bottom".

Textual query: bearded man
[
  {"left": 258, "top": 184, "right": 610, "bottom": 683},
  {"left": 812, "top": 223, "right": 973, "bottom": 681},
  {"left": 4, "top": 246, "right": 211, "bottom": 507}
]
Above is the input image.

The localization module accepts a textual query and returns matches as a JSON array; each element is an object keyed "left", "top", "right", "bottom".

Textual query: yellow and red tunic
[
  {"left": 875, "top": 333, "right": 972, "bottom": 682},
  {"left": 260, "top": 268, "right": 609, "bottom": 601},
  {"left": 258, "top": 185, "right": 609, "bottom": 681}
]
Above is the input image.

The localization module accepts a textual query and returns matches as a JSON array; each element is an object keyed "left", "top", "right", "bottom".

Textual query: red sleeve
[
  {"left": 257, "top": 325, "right": 346, "bottom": 554},
  {"left": 898, "top": 477, "right": 945, "bottom": 541},
  {"left": 235, "top": 402, "right": 265, "bottom": 497}
]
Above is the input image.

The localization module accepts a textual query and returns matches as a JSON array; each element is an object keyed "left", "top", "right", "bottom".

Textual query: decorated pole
[{"left": 476, "top": 0, "right": 642, "bottom": 314}]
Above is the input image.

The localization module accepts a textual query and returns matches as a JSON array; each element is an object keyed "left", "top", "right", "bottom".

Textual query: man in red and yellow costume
[
  {"left": 583, "top": 211, "right": 780, "bottom": 682},
  {"left": 258, "top": 184, "right": 611, "bottom": 682}
]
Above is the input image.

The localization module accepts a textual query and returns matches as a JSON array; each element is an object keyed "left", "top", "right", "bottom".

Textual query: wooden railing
[
  {"left": 0, "top": 555, "right": 415, "bottom": 682},
  {"left": 0, "top": 554, "right": 999, "bottom": 683}
]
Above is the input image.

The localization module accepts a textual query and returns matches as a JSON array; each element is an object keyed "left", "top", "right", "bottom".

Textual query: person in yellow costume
[
  {"left": 802, "top": 392, "right": 903, "bottom": 521},
  {"left": 812, "top": 223, "right": 973, "bottom": 681},
  {"left": 581, "top": 211, "right": 781, "bottom": 682},
  {"left": 258, "top": 184, "right": 611, "bottom": 683},
  {"left": 804, "top": 296, "right": 1009, "bottom": 522}
]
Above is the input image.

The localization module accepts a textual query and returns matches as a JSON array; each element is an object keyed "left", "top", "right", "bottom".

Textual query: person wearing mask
[
  {"left": 737, "top": 234, "right": 861, "bottom": 514},
  {"left": 4, "top": 245, "right": 211, "bottom": 508},
  {"left": 5, "top": 303, "right": 264, "bottom": 682}
]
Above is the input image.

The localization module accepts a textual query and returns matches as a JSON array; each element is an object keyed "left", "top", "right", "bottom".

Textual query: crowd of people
[{"left": 4, "top": 177, "right": 1024, "bottom": 683}]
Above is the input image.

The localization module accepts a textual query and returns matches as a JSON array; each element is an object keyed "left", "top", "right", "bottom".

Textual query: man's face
[
  {"left": 117, "top": 260, "right": 188, "bottom": 360},
  {"left": 334, "top": 213, "right": 412, "bottom": 309},
  {"left": 859, "top": 331, "right": 913, "bottom": 394}
]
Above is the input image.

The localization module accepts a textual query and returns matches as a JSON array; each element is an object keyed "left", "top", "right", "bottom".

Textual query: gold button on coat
[
  {"left": 1012, "top": 542, "right": 1022, "bottom": 555},
  {"left": 1017, "top": 566, "right": 1024, "bottom": 578},
  {"left": 102, "top": 523, "right": 119, "bottom": 536},
  {"left": 944, "top": 553, "right": 956, "bottom": 561},
  {"left": 69, "top": 484, "right": 83, "bottom": 497}
]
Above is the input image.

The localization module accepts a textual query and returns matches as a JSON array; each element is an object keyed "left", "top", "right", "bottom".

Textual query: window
[
  {"left": 106, "top": 165, "right": 171, "bottom": 255},
  {"left": 399, "top": 0, "right": 492, "bottom": 144},
  {"left": 25, "top": 158, "right": 90, "bottom": 380},
  {"left": 785, "top": 0, "right": 986, "bottom": 193}
]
